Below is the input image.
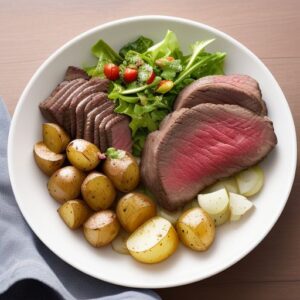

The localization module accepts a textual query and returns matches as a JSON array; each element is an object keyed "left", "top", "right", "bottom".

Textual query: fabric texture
[{"left": 0, "top": 97, "right": 160, "bottom": 300}]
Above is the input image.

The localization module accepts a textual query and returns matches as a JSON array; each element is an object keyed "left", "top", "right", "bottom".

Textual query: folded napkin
[{"left": 0, "top": 97, "right": 160, "bottom": 300}]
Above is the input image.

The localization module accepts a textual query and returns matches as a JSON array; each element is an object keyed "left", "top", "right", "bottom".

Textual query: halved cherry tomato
[
  {"left": 166, "top": 56, "right": 174, "bottom": 62},
  {"left": 124, "top": 68, "right": 138, "bottom": 83},
  {"left": 104, "top": 63, "right": 120, "bottom": 81},
  {"left": 156, "top": 80, "right": 174, "bottom": 94},
  {"left": 146, "top": 71, "right": 156, "bottom": 84}
]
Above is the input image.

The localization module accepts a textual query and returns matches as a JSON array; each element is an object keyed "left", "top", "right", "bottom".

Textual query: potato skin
[
  {"left": 126, "top": 216, "right": 179, "bottom": 264},
  {"left": 34, "top": 141, "right": 65, "bottom": 176},
  {"left": 58, "top": 199, "right": 91, "bottom": 229},
  {"left": 176, "top": 207, "right": 215, "bottom": 251},
  {"left": 116, "top": 192, "right": 156, "bottom": 232},
  {"left": 81, "top": 172, "right": 116, "bottom": 211},
  {"left": 103, "top": 151, "right": 140, "bottom": 192},
  {"left": 83, "top": 210, "right": 120, "bottom": 247},
  {"left": 47, "top": 166, "right": 86, "bottom": 203},
  {"left": 66, "top": 139, "right": 101, "bottom": 171},
  {"left": 43, "top": 123, "right": 70, "bottom": 154}
]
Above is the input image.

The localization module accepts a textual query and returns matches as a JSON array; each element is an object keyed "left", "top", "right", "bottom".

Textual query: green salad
[{"left": 85, "top": 30, "right": 226, "bottom": 156}]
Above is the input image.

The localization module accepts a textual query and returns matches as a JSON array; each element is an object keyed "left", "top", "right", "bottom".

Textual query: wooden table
[{"left": 1, "top": 1, "right": 299, "bottom": 299}]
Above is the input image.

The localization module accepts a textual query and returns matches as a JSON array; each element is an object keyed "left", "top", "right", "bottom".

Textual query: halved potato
[
  {"left": 198, "top": 189, "right": 230, "bottom": 226},
  {"left": 81, "top": 172, "right": 116, "bottom": 211},
  {"left": 58, "top": 199, "right": 91, "bottom": 229},
  {"left": 116, "top": 192, "right": 156, "bottom": 232},
  {"left": 43, "top": 123, "right": 70, "bottom": 153},
  {"left": 126, "top": 216, "right": 179, "bottom": 264},
  {"left": 66, "top": 139, "right": 101, "bottom": 171},
  {"left": 236, "top": 166, "right": 264, "bottom": 197},
  {"left": 47, "top": 166, "right": 86, "bottom": 203},
  {"left": 157, "top": 206, "right": 182, "bottom": 225},
  {"left": 229, "top": 192, "right": 254, "bottom": 221},
  {"left": 176, "top": 207, "right": 215, "bottom": 251},
  {"left": 83, "top": 210, "right": 120, "bottom": 247},
  {"left": 34, "top": 142, "right": 65, "bottom": 176},
  {"left": 204, "top": 177, "right": 239, "bottom": 194},
  {"left": 111, "top": 229, "right": 130, "bottom": 255}
]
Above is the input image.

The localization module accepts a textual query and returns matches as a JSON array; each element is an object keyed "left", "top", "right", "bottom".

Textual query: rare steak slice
[
  {"left": 174, "top": 75, "right": 267, "bottom": 115},
  {"left": 98, "top": 114, "right": 116, "bottom": 152},
  {"left": 83, "top": 101, "right": 113, "bottom": 142},
  {"left": 93, "top": 105, "right": 114, "bottom": 147},
  {"left": 64, "top": 66, "right": 90, "bottom": 81},
  {"left": 141, "top": 103, "right": 277, "bottom": 211},
  {"left": 67, "top": 78, "right": 109, "bottom": 136},
  {"left": 39, "top": 80, "right": 79, "bottom": 122},
  {"left": 75, "top": 92, "right": 108, "bottom": 139},
  {"left": 105, "top": 115, "right": 132, "bottom": 153}
]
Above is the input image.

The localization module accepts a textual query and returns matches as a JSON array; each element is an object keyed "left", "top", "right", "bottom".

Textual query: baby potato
[
  {"left": 176, "top": 207, "right": 215, "bottom": 251},
  {"left": 116, "top": 192, "right": 156, "bottom": 233},
  {"left": 47, "top": 166, "right": 86, "bottom": 203},
  {"left": 66, "top": 139, "right": 101, "bottom": 171},
  {"left": 126, "top": 216, "right": 179, "bottom": 264},
  {"left": 103, "top": 148, "right": 140, "bottom": 192},
  {"left": 43, "top": 123, "right": 70, "bottom": 154},
  {"left": 83, "top": 210, "right": 120, "bottom": 247},
  {"left": 111, "top": 229, "right": 130, "bottom": 255},
  {"left": 58, "top": 199, "right": 92, "bottom": 229},
  {"left": 34, "top": 141, "right": 65, "bottom": 176},
  {"left": 81, "top": 172, "right": 116, "bottom": 211}
]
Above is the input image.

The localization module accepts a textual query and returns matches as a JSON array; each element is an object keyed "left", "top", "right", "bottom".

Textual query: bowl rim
[{"left": 8, "top": 15, "right": 297, "bottom": 288}]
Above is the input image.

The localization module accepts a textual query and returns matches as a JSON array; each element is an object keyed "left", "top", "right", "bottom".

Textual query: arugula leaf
[
  {"left": 143, "top": 30, "right": 180, "bottom": 64},
  {"left": 119, "top": 36, "right": 154, "bottom": 57}
]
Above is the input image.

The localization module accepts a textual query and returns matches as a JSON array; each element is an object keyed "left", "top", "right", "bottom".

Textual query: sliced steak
[
  {"left": 105, "top": 115, "right": 132, "bottom": 152},
  {"left": 46, "top": 79, "right": 86, "bottom": 126},
  {"left": 83, "top": 101, "right": 113, "bottom": 142},
  {"left": 174, "top": 75, "right": 267, "bottom": 115},
  {"left": 92, "top": 105, "right": 115, "bottom": 147},
  {"left": 75, "top": 92, "right": 108, "bottom": 139},
  {"left": 39, "top": 80, "right": 79, "bottom": 122},
  {"left": 141, "top": 103, "right": 277, "bottom": 211},
  {"left": 99, "top": 114, "right": 116, "bottom": 152},
  {"left": 67, "top": 78, "right": 109, "bottom": 136},
  {"left": 64, "top": 66, "right": 90, "bottom": 81}
]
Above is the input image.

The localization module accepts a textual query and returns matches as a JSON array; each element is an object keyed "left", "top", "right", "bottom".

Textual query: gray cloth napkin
[{"left": 0, "top": 97, "right": 160, "bottom": 300}]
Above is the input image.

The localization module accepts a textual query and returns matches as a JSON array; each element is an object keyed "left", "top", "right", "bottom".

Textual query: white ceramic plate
[{"left": 8, "top": 16, "right": 297, "bottom": 288}]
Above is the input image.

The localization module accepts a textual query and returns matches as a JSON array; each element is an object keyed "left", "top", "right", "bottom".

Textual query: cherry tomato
[
  {"left": 156, "top": 80, "right": 174, "bottom": 94},
  {"left": 166, "top": 56, "right": 174, "bottom": 62},
  {"left": 146, "top": 71, "right": 156, "bottom": 84},
  {"left": 123, "top": 68, "right": 138, "bottom": 83},
  {"left": 104, "top": 63, "right": 120, "bottom": 81}
]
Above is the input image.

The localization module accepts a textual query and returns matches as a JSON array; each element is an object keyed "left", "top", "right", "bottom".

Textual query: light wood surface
[{"left": 1, "top": 0, "right": 299, "bottom": 299}]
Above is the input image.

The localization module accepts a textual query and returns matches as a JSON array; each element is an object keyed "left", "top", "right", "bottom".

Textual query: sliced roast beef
[
  {"left": 105, "top": 115, "right": 132, "bottom": 152},
  {"left": 64, "top": 66, "right": 90, "bottom": 81},
  {"left": 75, "top": 92, "right": 108, "bottom": 139},
  {"left": 66, "top": 78, "right": 109, "bottom": 136},
  {"left": 39, "top": 80, "right": 81, "bottom": 122},
  {"left": 83, "top": 102, "right": 113, "bottom": 142},
  {"left": 98, "top": 114, "right": 116, "bottom": 152},
  {"left": 174, "top": 75, "right": 267, "bottom": 115},
  {"left": 141, "top": 103, "right": 277, "bottom": 211}
]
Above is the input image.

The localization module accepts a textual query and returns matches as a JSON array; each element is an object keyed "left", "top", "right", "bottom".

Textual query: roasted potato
[
  {"left": 43, "top": 123, "right": 70, "bottom": 154},
  {"left": 103, "top": 148, "right": 140, "bottom": 192},
  {"left": 157, "top": 206, "right": 182, "bottom": 225},
  {"left": 81, "top": 172, "right": 116, "bottom": 211},
  {"left": 34, "top": 142, "right": 65, "bottom": 176},
  {"left": 116, "top": 192, "right": 156, "bottom": 233},
  {"left": 176, "top": 207, "right": 215, "bottom": 251},
  {"left": 58, "top": 199, "right": 91, "bottom": 229},
  {"left": 126, "top": 216, "right": 179, "bottom": 264},
  {"left": 66, "top": 139, "right": 101, "bottom": 171},
  {"left": 83, "top": 210, "right": 120, "bottom": 247},
  {"left": 47, "top": 166, "right": 86, "bottom": 203}
]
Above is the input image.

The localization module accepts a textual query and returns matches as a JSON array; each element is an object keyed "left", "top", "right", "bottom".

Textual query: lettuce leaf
[
  {"left": 119, "top": 36, "right": 154, "bottom": 57},
  {"left": 142, "top": 30, "right": 180, "bottom": 64}
]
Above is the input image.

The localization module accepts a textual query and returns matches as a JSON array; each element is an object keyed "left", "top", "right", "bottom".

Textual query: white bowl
[{"left": 8, "top": 16, "right": 297, "bottom": 288}]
